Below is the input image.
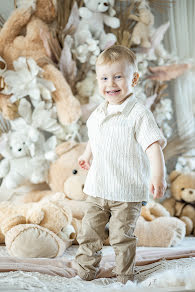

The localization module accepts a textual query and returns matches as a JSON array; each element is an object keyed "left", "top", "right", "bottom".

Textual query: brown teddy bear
[
  {"left": 0, "top": 0, "right": 81, "bottom": 124},
  {"left": 23, "top": 141, "right": 88, "bottom": 204},
  {"left": 162, "top": 170, "right": 195, "bottom": 235},
  {"left": 21, "top": 141, "right": 88, "bottom": 221},
  {"left": 0, "top": 193, "right": 79, "bottom": 258},
  {"left": 48, "top": 141, "right": 88, "bottom": 201},
  {"left": 129, "top": 7, "right": 154, "bottom": 48},
  {"left": 135, "top": 201, "right": 185, "bottom": 247}
]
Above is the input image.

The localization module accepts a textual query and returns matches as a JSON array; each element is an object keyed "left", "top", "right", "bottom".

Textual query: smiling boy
[{"left": 75, "top": 45, "right": 167, "bottom": 284}]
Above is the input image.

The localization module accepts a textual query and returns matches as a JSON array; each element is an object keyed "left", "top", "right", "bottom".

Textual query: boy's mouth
[{"left": 106, "top": 90, "right": 121, "bottom": 94}]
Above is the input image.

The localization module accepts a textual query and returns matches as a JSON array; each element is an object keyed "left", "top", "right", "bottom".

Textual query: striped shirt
[{"left": 83, "top": 94, "right": 167, "bottom": 202}]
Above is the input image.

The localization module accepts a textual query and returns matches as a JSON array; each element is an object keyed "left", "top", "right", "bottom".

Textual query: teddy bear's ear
[
  {"left": 169, "top": 170, "right": 182, "bottom": 183},
  {"left": 55, "top": 141, "right": 77, "bottom": 156}
]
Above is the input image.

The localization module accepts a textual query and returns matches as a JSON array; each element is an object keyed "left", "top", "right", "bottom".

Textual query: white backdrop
[
  {"left": 0, "top": 0, "right": 14, "bottom": 19},
  {"left": 156, "top": 0, "right": 195, "bottom": 137}
]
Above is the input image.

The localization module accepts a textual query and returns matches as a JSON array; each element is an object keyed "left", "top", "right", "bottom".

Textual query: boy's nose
[{"left": 108, "top": 78, "right": 115, "bottom": 86}]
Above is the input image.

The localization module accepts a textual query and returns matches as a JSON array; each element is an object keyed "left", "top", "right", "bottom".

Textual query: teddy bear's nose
[
  {"left": 18, "top": 148, "right": 22, "bottom": 152},
  {"left": 104, "top": 2, "right": 108, "bottom": 6},
  {"left": 189, "top": 190, "right": 193, "bottom": 194}
]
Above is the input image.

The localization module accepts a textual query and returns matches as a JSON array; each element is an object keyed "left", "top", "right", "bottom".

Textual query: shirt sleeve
[{"left": 135, "top": 108, "right": 167, "bottom": 152}]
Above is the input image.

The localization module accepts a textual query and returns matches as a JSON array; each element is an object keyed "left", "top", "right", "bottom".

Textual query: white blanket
[{"left": 0, "top": 237, "right": 195, "bottom": 291}]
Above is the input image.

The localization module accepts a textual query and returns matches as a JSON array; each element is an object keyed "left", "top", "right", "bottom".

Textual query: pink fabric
[{"left": 0, "top": 247, "right": 194, "bottom": 278}]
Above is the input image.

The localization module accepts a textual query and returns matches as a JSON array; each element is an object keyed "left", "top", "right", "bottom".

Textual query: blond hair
[{"left": 96, "top": 45, "right": 137, "bottom": 71}]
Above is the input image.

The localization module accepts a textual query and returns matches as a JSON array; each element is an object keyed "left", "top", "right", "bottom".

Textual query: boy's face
[{"left": 96, "top": 59, "right": 134, "bottom": 105}]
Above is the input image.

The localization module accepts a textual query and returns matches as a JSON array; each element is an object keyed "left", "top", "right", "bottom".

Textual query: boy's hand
[
  {"left": 78, "top": 155, "right": 90, "bottom": 170},
  {"left": 149, "top": 176, "right": 167, "bottom": 199}
]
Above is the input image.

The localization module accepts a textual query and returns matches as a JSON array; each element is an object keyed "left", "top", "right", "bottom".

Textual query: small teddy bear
[
  {"left": 130, "top": 7, "right": 154, "bottom": 48},
  {"left": 162, "top": 170, "right": 195, "bottom": 235},
  {"left": 0, "top": 196, "right": 76, "bottom": 257},
  {"left": 0, "top": 130, "right": 49, "bottom": 190},
  {"left": 74, "top": 0, "right": 120, "bottom": 55}
]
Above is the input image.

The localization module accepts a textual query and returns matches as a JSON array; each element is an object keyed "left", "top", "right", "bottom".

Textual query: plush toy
[
  {"left": 48, "top": 141, "right": 88, "bottom": 201},
  {"left": 135, "top": 201, "right": 185, "bottom": 247},
  {"left": 162, "top": 170, "right": 195, "bottom": 236},
  {"left": 74, "top": 0, "right": 120, "bottom": 59},
  {"left": 129, "top": 7, "right": 154, "bottom": 48},
  {"left": 0, "top": 0, "right": 81, "bottom": 125},
  {"left": 0, "top": 195, "right": 77, "bottom": 257},
  {"left": 20, "top": 141, "right": 90, "bottom": 225},
  {"left": 0, "top": 129, "right": 53, "bottom": 191},
  {"left": 21, "top": 141, "right": 88, "bottom": 204},
  {"left": 141, "top": 200, "right": 170, "bottom": 221}
]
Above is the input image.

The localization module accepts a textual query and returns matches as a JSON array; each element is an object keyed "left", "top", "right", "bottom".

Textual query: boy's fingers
[
  {"left": 78, "top": 160, "right": 90, "bottom": 170},
  {"left": 154, "top": 187, "right": 164, "bottom": 198}
]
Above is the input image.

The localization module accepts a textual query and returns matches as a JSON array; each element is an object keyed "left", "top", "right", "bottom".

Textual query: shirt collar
[{"left": 98, "top": 94, "right": 137, "bottom": 116}]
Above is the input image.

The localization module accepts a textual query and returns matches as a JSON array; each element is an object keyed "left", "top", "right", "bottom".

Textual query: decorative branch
[
  {"left": 148, "top": 0, "right": 175, "bottom": 12},
  {"left": 108, "top": 0, "right": 140, "bottom": 48}
]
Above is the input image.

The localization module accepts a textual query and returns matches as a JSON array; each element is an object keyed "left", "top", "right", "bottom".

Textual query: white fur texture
[{"left": 141, "top": 266, "right": 195, "bottom": 289}]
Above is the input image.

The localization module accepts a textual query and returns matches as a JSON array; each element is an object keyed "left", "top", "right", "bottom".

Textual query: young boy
[{"left": 75, "top": 45, "right": 167, "bottom": 284}]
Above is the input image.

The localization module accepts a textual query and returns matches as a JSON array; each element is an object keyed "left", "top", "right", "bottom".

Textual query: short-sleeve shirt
[{"left": 83, "top": 94, "right": 167, "bottom": 202}]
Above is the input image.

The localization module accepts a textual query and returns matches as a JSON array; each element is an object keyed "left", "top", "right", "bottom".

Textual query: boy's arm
[
  {"left": 83, "top": 140, "right": 92, "bottom": 160},
  {"left": 145, "top": 141, "right": 167, "bottom": 199}
]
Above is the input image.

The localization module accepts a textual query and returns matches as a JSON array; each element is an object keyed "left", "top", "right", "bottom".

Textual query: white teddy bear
[
  {"left": 0, "top": 131, "right": 49, "bottom": 190},
  {"left": 73, "top": 0, "right": 120, "bottom": 64}
]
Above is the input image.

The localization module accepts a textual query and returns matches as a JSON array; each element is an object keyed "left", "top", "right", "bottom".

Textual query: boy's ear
[
  {"left": 133, "top": 72, "right": 139, "bottom": 81},
  {"left": 132, "top": 72, "right": 139, "bottom": 87}
]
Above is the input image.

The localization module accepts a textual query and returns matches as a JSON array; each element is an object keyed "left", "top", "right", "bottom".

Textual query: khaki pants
[{"left": 75, "top": 196, "right": 142, "bottom": 284}]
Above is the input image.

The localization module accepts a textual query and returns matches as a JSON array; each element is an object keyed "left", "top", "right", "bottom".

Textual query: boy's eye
[
  {"left": 115, "top": 75, "right": 122, "bottom": 79},
  {"left": 101, "top": 77, "right": 108, "bottom": 81}
]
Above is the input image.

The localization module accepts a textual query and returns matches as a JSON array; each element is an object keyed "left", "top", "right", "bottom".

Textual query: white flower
[
  {"left": 153, "top": 98, "right": 173, "bottom": 125},
  {"left": 161, "top": 122, "right": 172, "bottom": 138},
  {"left": 3, "top": 57, "right": 55, "bottom": 104}
]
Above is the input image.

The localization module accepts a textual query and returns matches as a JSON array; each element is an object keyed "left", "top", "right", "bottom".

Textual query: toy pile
[{"left": 0, "top": 0, "right": 194, "bottom": 258}]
